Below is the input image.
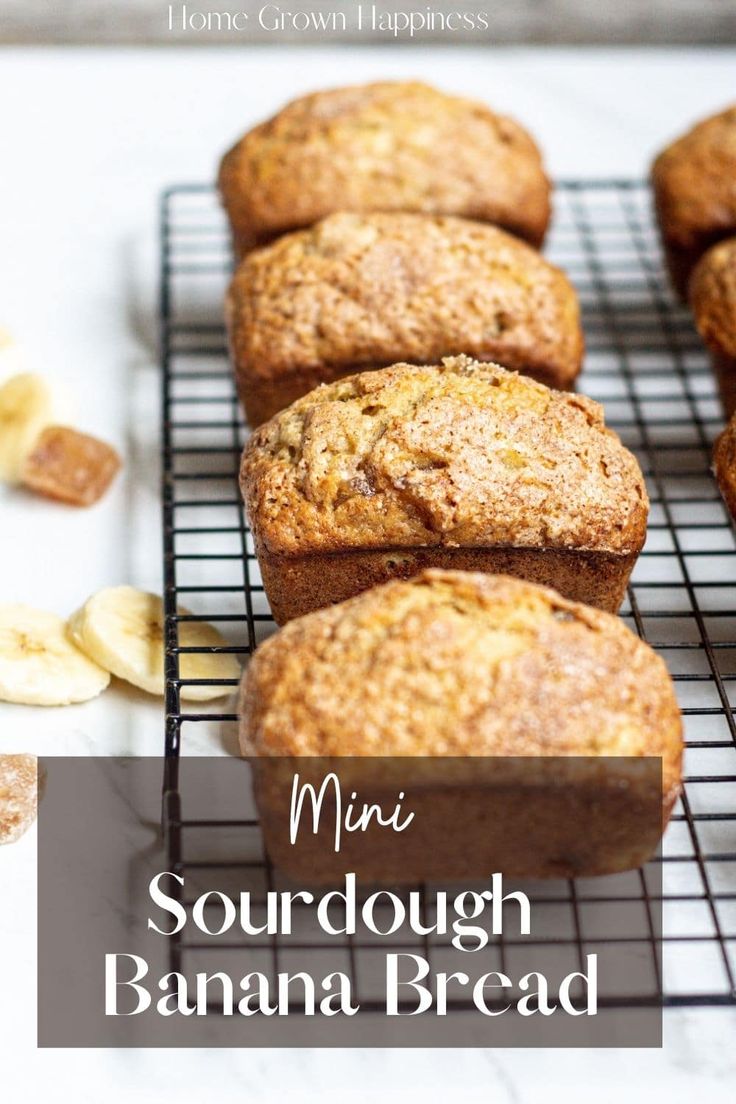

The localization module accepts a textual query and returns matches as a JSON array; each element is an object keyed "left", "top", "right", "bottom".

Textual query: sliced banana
[
  {"left": 69, "top": 586, "right": 241, "bottom": 701},
  {"left": 66, "top": 605, "right": 86, "bottom": 653},
  {"left": 0, "top": 373, "right": 55, "bottom": 482},
  {"left": 0, "top": 604, "right": 110, "bottom": 706}
]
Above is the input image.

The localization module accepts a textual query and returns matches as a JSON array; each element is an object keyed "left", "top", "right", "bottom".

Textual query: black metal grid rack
[{"left": 159, "top": 180, "right": 736, "bottom": 1011}]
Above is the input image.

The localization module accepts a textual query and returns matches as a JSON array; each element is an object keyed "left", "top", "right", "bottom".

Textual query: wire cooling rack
[{"left": 159, "top": 180, "right": 736, "bottom": 1012}]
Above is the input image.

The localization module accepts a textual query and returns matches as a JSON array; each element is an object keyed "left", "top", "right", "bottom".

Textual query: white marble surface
[{"left": 2, "top": 44, "right": 736, "bottom": 1102}]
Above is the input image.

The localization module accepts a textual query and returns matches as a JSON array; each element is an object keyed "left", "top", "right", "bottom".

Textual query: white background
[{"left": 1, "top": 45, "right": 736, "bottom": 1102}]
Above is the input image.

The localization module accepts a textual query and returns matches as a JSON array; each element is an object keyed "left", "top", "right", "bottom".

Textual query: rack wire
[{"left": 159, "top": 180, "right": 736, "bottom": 1012}]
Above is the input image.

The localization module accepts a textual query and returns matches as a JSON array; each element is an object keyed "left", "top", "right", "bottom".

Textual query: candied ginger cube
[{"left": 21, "top": 425, "right": 121, "bottom": 506}]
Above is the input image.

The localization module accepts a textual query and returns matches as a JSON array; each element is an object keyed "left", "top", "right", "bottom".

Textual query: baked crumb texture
[
  {"left": 218, "top": 81, "right": 551, "bottom": 258},
  {"left": 227, "top": 212, "right": 583, "bottom": 425},
  {"left": 241, "top": 357, "right": 649, "bottom": 622},
  {"left": 652, "top": 104, "right": 736, "bottom": 299},
  {"left": 690, "top": 235, "right": 736, "bottom": 417}
]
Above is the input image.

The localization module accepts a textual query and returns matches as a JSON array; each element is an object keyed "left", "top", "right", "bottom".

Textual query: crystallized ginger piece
[
  {"left": 21, "top": 425, "right": 121, "bottom": 506},
  {"left": 0, "top": 754, "right": 39, "bottom": 845}
]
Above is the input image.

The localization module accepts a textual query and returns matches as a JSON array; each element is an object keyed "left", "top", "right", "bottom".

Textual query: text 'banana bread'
[
  {"left": 227, "top": 212, "right": 583, "bottom": 425},
  {"left": 240, "top": 571, "right": 682, "bottom": 880},
  {"left": 241, "top": 358, "right": 649, "bottom": 623},
  {"left": 218, "top": 81, "right": 551, "bottom": 256},
  {"left": 652, "top": 105, "right": 736, "bottom": 298}
]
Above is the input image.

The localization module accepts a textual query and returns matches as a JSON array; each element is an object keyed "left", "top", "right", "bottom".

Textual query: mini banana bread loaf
[
  {"left": 241, "top": 357, "right": 649, "bottom": 623},
  {"left": 240, "top": 571, "right": 682, "bottom": 881},
  {"left": 652, "top": 105, "right": 736, "bottom": 298},
  {"left": 713, "top": 409, "right": 736, "bottom": 521},
  {"left": 218, "top": 81, "right": 551, "bottom": 257},
  {"left": 227, "top": 212, "right": 583, "bottom": 425},
  {"left": 690, "top": 236, "right": 736, "bottom": 417}
]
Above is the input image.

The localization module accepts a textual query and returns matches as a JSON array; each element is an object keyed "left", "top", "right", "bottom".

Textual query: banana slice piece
[
  {"left": 0, "top": 373, "right": 55, "bottom": 482},
  {"left": 0, "top": 604, "right": 110, "bottom": 706},
  {"left": 69, "top": 586, "right": 241, "bottom": 701},
  {"left": 66, "top": 605, "right": 86, "bottom": 653}
]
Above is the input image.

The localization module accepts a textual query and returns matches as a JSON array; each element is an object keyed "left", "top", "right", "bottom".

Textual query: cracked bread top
[
  {"left": 239, "top": 569, "right": 682, "bottom": 801},
  {"left": 218, "top": 81, "right": 551, "bottom": 252},
  {"left": 652, "top": 106, "right": 736, "bottom": 250},
  {"left": 240, "top": 357, "right": 649, "bottom": 557},
  {"left": 690, "top": 236, "right": 736, "bottom": 358},
  {"left": 226, "top": 212, "right": 583, "bottom": 390}
]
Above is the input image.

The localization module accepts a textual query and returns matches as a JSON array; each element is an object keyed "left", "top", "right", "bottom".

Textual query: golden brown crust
[
  {"left": 227, "top": 212, "right": 583, "bottom": 424},
  {"left": 690, "top": 236, "right": 736, "bottom": 359},
  {"left": 711, "top": 352, "right": 736, "bottom": 420},
  {"left": 652, "top": 106, "right": 736, "bottom": 295},
  {"left": 0, "top": 754, "right": 38, "bottom": 845},
  {"left": 714, "top": 411, "right": 736, "bottom": 521},
  {"left": 691, "top": 238, "right": 736, "bottom": 415},
  {"left": 218, "top": 81, "right": 551, "bottom": 254},
  {"left": 253, "top": 543, "right": 639, "bottom": 625},
  {"left": 239, "top": 569, "right": 683, "bottom": 810},
  {"left": 241, "top": 357, "right": 649, "bottom": 560}
]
